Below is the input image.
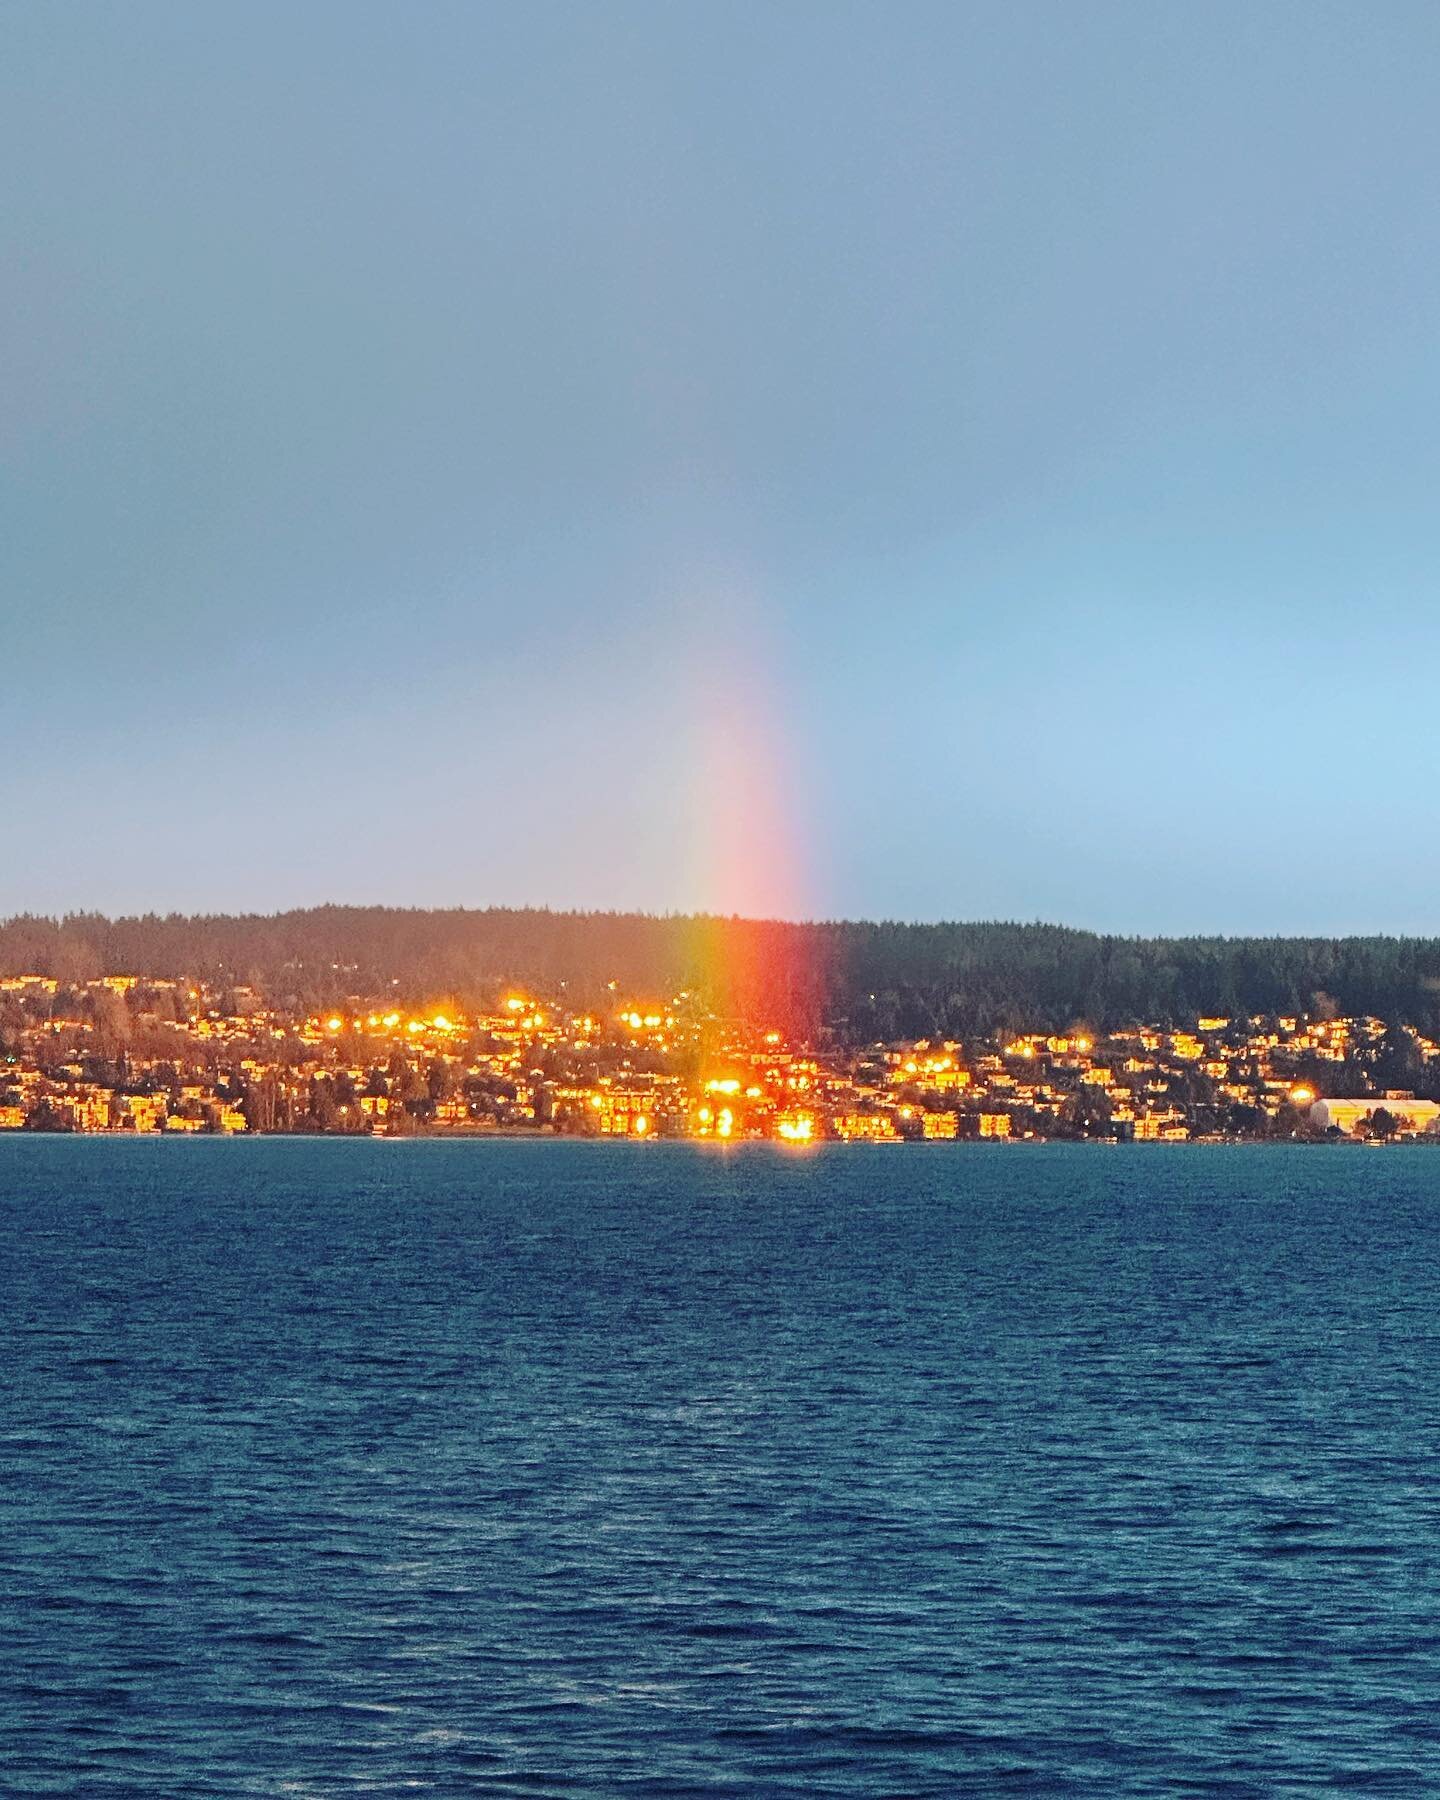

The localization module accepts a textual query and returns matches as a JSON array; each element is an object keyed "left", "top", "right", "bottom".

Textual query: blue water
[{"left": 3, "top": 1140, "right": 1440, "bottom": 1796}]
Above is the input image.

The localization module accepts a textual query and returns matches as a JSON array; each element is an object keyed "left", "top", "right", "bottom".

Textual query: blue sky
[{"left": 4, "top": 1, "right": 1440, "bottom": 931}]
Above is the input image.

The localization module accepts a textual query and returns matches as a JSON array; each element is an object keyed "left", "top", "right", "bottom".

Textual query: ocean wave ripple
[{"left": 2, "top": 1137, "right": 1438, "bottom": 1796}]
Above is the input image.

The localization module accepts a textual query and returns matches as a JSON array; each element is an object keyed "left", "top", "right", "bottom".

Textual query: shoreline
[{"left": 2, "top": 1130, "right": 1435, "bottom": 1148}]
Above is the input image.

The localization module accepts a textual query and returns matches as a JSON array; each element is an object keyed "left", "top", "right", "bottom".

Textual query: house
[{"left": 1309, "top": 1097, "right": 1440, "bottom": 1136}]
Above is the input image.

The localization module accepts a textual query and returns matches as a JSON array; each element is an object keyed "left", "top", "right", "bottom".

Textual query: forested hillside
[{"left": 2, "top": 907, "right": 1438, "bottom": 1040}]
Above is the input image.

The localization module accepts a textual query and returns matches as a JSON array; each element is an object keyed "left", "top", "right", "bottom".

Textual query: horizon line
[{"left": 1, "top": 902, "right": 1438, "bottom": 948}]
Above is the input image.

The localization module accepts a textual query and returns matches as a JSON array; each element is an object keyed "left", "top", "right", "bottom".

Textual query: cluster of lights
[
  {"left": 324, "top": 1010, "right": 453, "bottom": 1035},
  {"left": 1002, "top": 1037, "right": 1092, "bottom": 1059}
]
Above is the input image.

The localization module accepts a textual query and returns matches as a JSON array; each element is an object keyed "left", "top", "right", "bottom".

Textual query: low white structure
[{"left": 1310, "top": 1097, "right": 1440, "bottom": 1136}]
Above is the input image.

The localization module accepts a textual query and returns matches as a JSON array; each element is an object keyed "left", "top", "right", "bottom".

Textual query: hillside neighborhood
[{"left": 3, "top": 975, "right": 1438, "bottom": 1143}]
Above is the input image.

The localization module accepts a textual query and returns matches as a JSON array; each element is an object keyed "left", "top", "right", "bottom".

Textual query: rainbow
[{"left": 672, "top": 604, "right": 838, "bottom": 1031}]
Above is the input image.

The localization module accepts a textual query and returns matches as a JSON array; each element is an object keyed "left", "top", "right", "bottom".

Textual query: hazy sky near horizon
[{"left": 5, "top": 1, "right": 1440, "bottom": 933}]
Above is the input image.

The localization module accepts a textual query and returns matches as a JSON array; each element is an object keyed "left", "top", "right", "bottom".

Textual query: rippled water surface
[{"left": 4, "top": 1139, "right": 1440, "bottom": 1795}]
